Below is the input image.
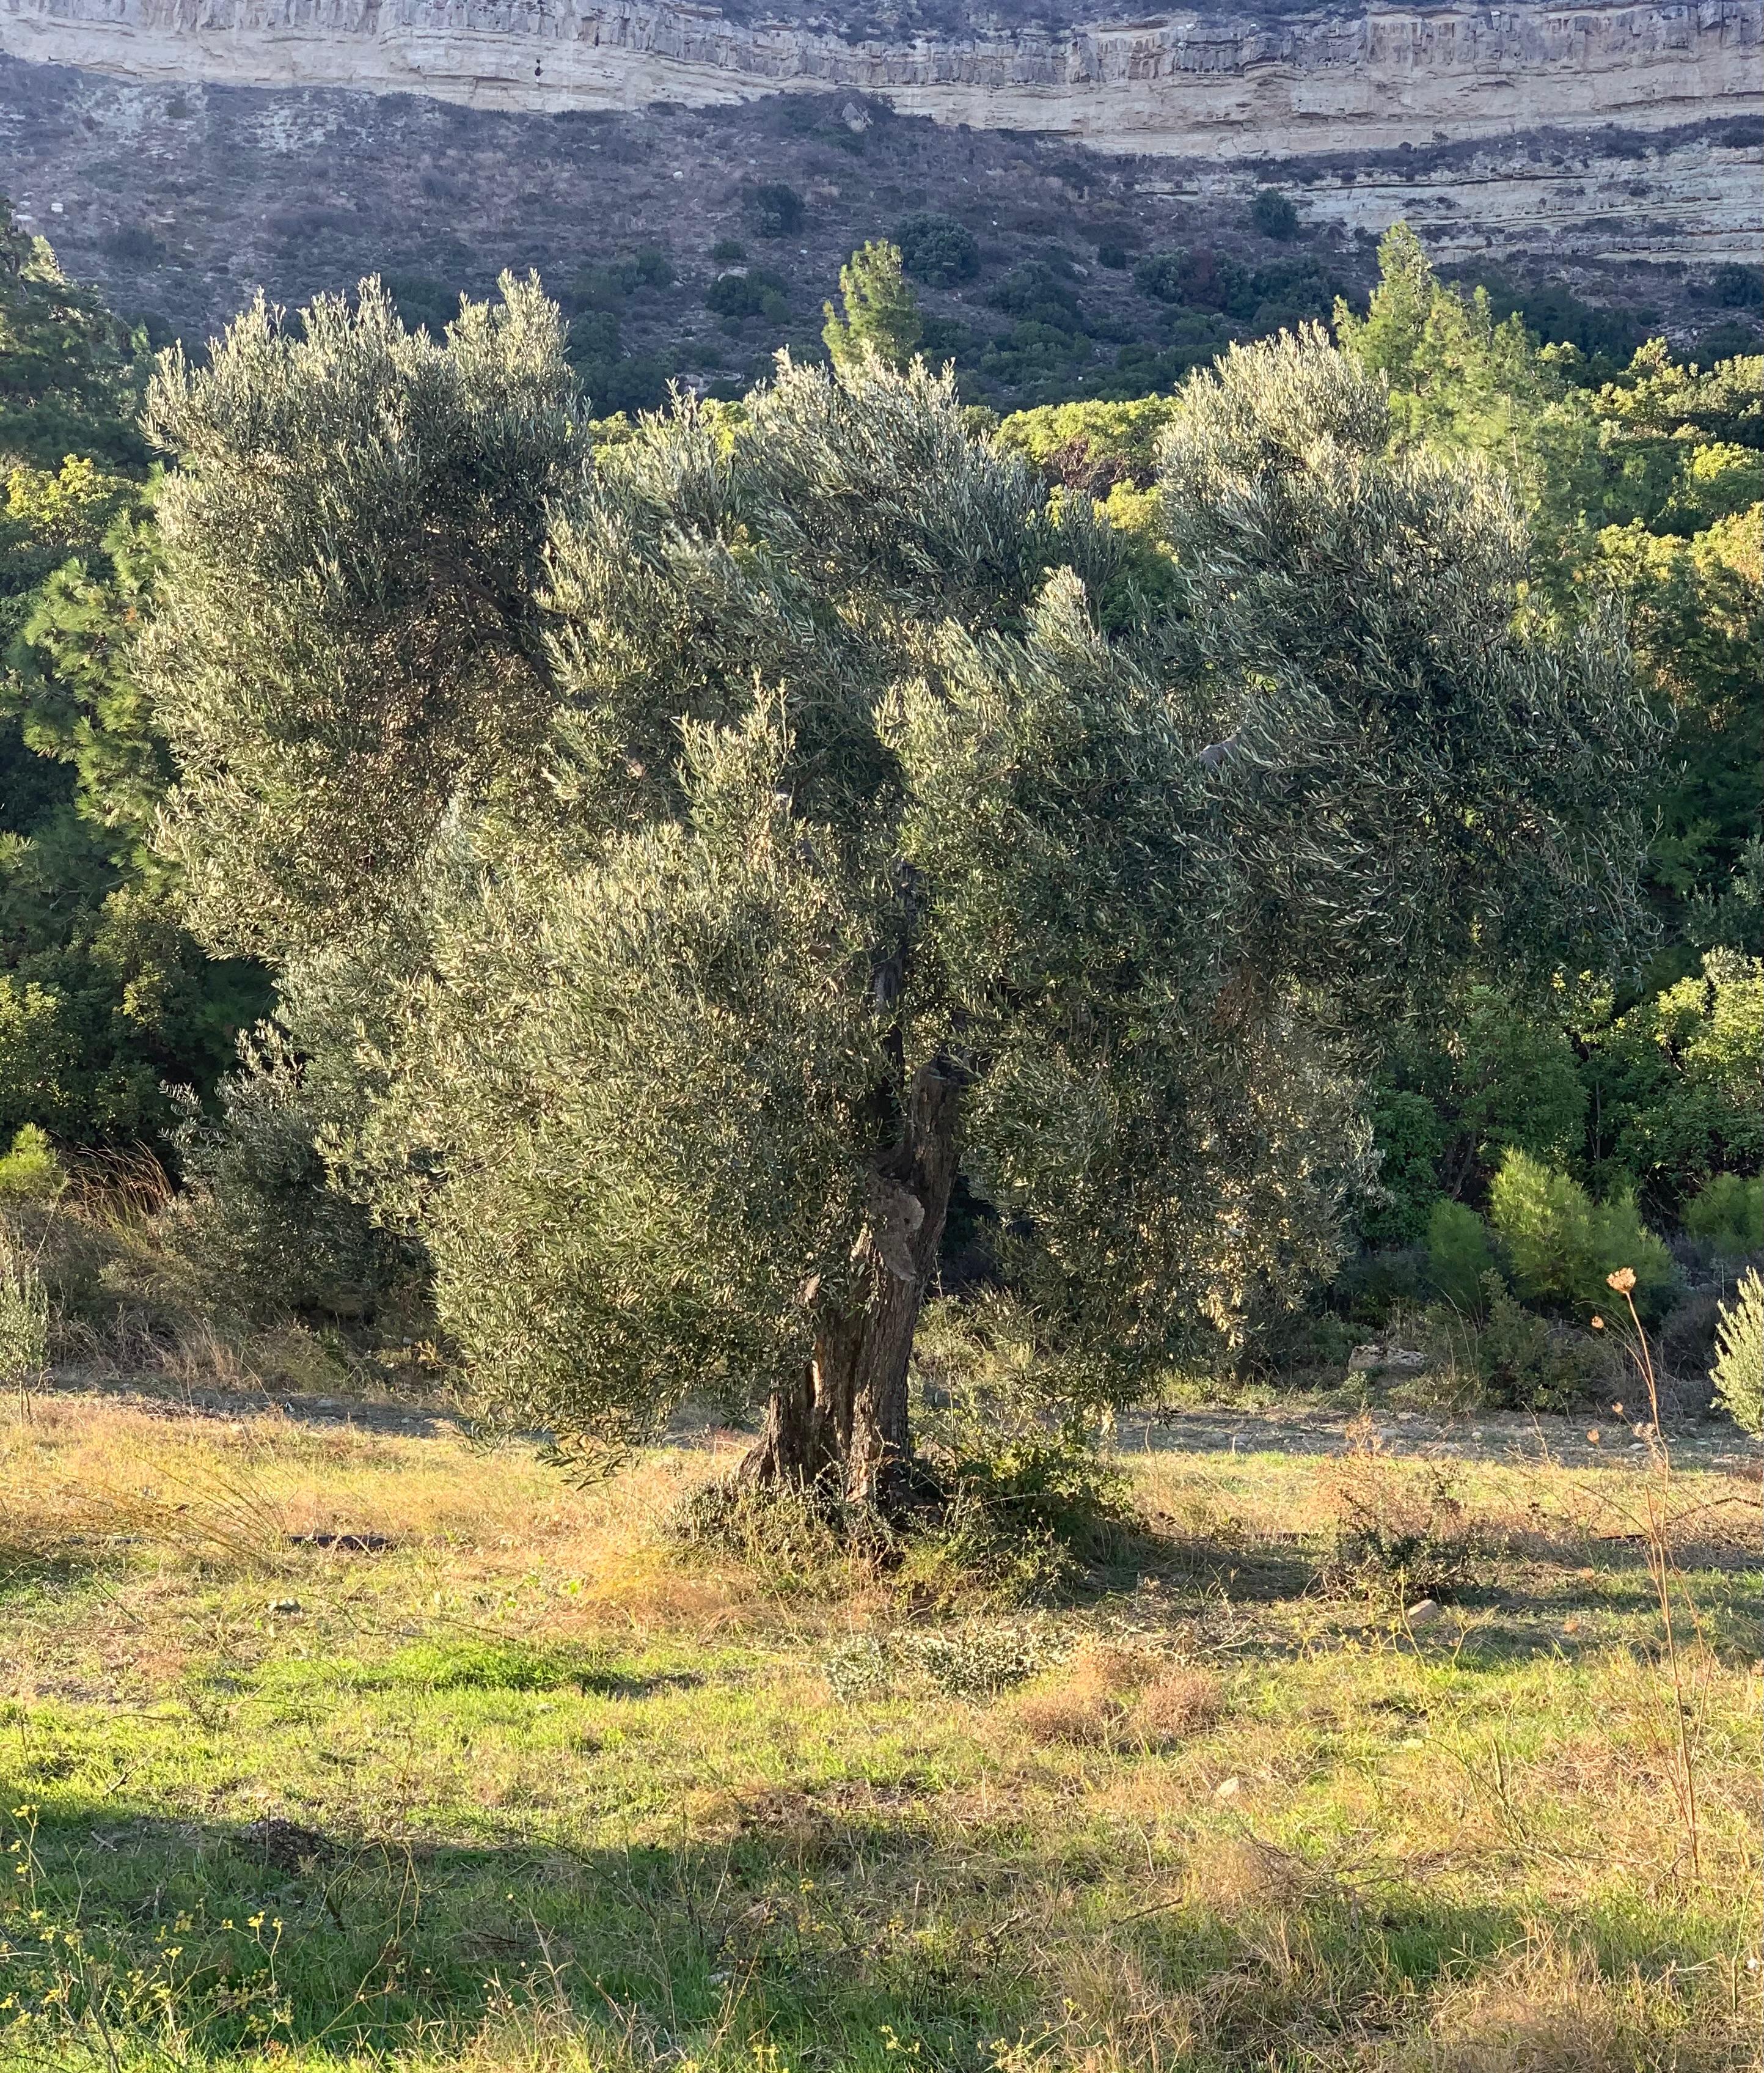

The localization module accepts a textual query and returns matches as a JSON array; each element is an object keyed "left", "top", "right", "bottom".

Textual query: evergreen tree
[
  {"left": 824, "top": 241, "right": 924, "bottom": 374},
  {"left": 0, "top": 216, "right": 267, "bottom": 1153},
  {"left": 0, "top": 202, "right": 146, "bottom": 472},
  {"left": 143, "top": 295, "right": 1659, "bottom": 1502}
]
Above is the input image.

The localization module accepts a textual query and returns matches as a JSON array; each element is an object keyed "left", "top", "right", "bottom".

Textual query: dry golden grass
[
  {"left": 1017, "top": 1649, "right": 1224, "bottom": 1753},
  {"left": 0, "top": 1384, "right": 1756, "bottom": 2073},
  {"left": 1125, "top": 1665, "right": 1223, "bottom": 1747},
  {"left": 1017, "top": 1643, "right": 1156, "bottom": 1744},
  {"left": 1389, "top": 1932, "right": 1744, "bottom": 2073}
]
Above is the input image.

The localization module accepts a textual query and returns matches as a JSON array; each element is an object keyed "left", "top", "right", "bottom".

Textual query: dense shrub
[
  {"left": 1710, "top": 1269, "right": 1763, "bottom": 1432},
  {"left": 988, "top": 261, "right": 1083, "bottom": 329},
  {"left": 1586, "top": 953, "right": 1762, "bottom": 1207},
  {"left": 1425, "top": 1198, "right": 1497, "bottom": 1311},
  {"left": 1422, "top": 1274, "right": 1615, "bottom": 1412},
  {"left": 1488, "top": 1150, "right": 1674, "bottom": 1318},
  {"left": 896, "top": 213, "right": 981, "bottom": 287},
  {"left": 1683, "top": 1172, "right": 1764, "bottom": 1255},
  {"left": 705, "top": 268, "right": 790, "bottom": 323},
  {"left": 1133, "top": 251, "right": 1189, "bottom": 306},
  {"left": 165, "top": 1032, "right": 418, "bottom": 1323},
  {"left": 745, "top": 182, "right": 803, "bottom": 238},
  {"left": 1250, "top": 188, "right": 1301, "bottom": 241},
  {"left": 1132, "top": 247, "right": 1250, "bottom": 315},
  {"left": 566, "top": 250, "right": 674, "bottom": 310},
  {"left": 1366, "top": 1090, "right": 1446, "bottom": 1243},
  {"left": 1708, "top": 263, "right": 1762, "bottom": 310},
  {"left": 919, "top": 1415, "right": 1139, "bottom": 1604}
]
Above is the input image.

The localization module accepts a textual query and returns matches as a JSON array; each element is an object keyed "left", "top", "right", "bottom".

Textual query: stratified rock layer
[{"left": 2, "top": 0, "right": 1757, "bottom": 160}]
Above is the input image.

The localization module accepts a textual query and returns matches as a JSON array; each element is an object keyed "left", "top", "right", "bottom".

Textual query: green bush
[
  {"left": 1132, "top": 246, "right": 1249, "bottom": 315},
  {"left": 1422, "top": 1273, "right": 1614, "bottom": 1412},
  {"left": 1425, "top": 1198, "right": 1497, "bottom": 1312},
  {"left": 0, "top": 1124, "right": 62, "bottom": 1200},
  {"left": 825, "top": 1619, "right": 1063, "bottom": 1700},
  {"left": 164, "top": 1030, "right": 418, "bottom": 1323},
  {"left": 705, "top": 268, "right": 790, "bottom": 323},
  {"left": 745, "top": 182, "right": 803, "bottom": 238},
  {"left": 1710, "top": 1269, "right": 1763, "bottom": 1433},
  {"left": 1488, "top": 1149, "right": 1674, "bottom": 1318},
  {"left": 1364, "top": 1090, "right": 1444, "bottom": 1244},
  {"left": 1683, "top": 1172, "right": 1763, "bottom": 1256},
  {"left": 1250, "top": 188, "right": 1301, "bottom": 241},
  {"left": 895, "top": 212, "right": 981, "bottom": 288}
]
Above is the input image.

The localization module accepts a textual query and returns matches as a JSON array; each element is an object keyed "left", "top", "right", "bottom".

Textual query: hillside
[{"left": 1, "top": 52, "right": 1757, "bottom": 413}]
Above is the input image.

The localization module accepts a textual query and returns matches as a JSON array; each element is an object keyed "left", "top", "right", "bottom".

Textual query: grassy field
[{"left": 0, "top": 1385, "right": 1757, "bottom": 2072}]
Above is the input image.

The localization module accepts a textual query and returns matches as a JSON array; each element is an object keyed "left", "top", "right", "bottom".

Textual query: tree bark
[{"left": 743, "top": 1055, "right": 963, "bottom": 1511}]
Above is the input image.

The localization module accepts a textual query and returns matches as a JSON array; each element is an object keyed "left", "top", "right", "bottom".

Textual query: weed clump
[
  {"left": 1420, "top": 1274, "right": 1619, "bottom": 1411},
  {"left": 666, "top": 1475, "right": 896, "bottom": 1601},
  {"left": 825, "top": 1618, "right": 1066, "bottom": 1700},
  {"left": 668, "top": 1325, "right": 1144, "bottom": 1610},
  {"left": 1319, "top": 1414, "right": 1481, "bottom": 1604},
  {"left": 897, "top": 1420, "right": 1141, "bottom": 1608}
]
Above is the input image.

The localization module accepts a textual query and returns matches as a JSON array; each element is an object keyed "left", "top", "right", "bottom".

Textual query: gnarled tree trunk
[{"left": 742, "top": 1056, "right": 962, "bottom": 1510}]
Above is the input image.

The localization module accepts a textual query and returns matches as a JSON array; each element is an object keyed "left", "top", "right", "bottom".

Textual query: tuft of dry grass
[
  {"left": 1391, "top": 1932, "right": 1737, "bottom": 2073},
  {"left": 1125, "top": 1664, "right": 1223, "bottom": 1747},
  {"left": 1181, "top": 1832, "right": 1322, "bottom": 1918},
  {"left": 1017, "top": 1645, "right": 1223, "bottom": 1750}
]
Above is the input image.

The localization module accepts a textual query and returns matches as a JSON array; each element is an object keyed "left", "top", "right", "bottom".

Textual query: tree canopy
[
  {"left": 140, "top": 280, "right": 1661, "bottom": 1495},
  {"left": 0, "top": 224, "right": 265, "bottom": 1153}
]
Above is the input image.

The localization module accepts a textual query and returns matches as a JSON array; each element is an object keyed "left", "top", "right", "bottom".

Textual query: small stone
[
  {"left": 268, "top": 1599, "right": 301, "bottom": 1615},
  {"left": 1213, "top": 1775, "right": 1241, "bottom": 1800},
  {"left": 1405, "top": 1598, "right": 1443, "bottom": 1628}
]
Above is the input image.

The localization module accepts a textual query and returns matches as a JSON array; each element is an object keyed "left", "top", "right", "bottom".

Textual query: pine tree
[{"left": 823, "top": 241, "right": 924, "bottom": 373}]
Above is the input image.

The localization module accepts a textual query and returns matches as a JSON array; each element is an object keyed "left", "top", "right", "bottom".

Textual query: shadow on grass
[
  {"left": 0, "top": 1783, "right": 1739, "bottom": 2071},
  {"left": 0, "top": 1536, "right": 133, "bottom": 1607}
]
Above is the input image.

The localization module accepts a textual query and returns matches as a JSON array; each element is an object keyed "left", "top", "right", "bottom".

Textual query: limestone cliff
[{"left": 2, "top": 0, "right": 1757, "bottom": 163}]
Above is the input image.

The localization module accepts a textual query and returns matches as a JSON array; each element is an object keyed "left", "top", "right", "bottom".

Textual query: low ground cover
[{"left": 0, "top": 1387, "right": 1756, "bottom": 2071}]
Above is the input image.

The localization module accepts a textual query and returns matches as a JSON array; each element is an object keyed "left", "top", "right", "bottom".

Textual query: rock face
[
  {"left": 3, "top": 0, "right": 1758, "bottom": 164},
  {"left": 0, "top": 0, "right": 1755, "bottom": 364}
]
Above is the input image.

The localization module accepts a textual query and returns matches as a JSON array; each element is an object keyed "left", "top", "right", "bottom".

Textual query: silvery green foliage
[
  {"left": 146, "top": 308, "right": 1658, "bottom": 1448},
  {"left": 142, "top": 274, "right": 587, "bottom": 962},
  {"left": 342, "top": 699, "right": 887, "bottom": 1438},
  {"left": 825, "top": 1621, "right": 1066, "bottom": 1700},
  {"left": 1710, "top": 1269, "right": 1763, "bottom": 1436},
  {"left": 1155, "top": 326, "right": 1661, "bottom": 1000}
]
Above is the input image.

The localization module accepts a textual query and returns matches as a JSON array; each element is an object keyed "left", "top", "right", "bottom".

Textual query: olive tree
[{"left": 144, "top": 295, "right": 1658, "bottom": 1505}]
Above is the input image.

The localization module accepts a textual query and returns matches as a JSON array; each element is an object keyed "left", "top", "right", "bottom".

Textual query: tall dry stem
[{"left": 1605, "top": 1264, "right": 1702, "bottom": 1882}]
